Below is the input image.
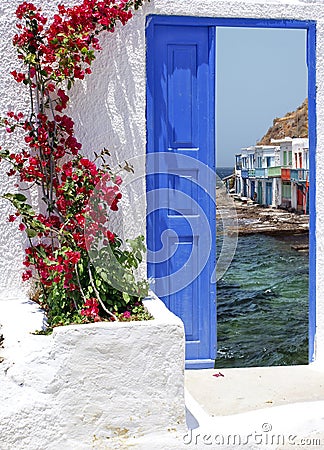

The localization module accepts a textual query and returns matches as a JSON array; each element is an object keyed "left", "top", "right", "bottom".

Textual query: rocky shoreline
[
  {"left": 232, "top": 200, "right": 309, "bottom": 236},
  {"left": 216, "top": 189, "right": 309, "bottom": 246}
]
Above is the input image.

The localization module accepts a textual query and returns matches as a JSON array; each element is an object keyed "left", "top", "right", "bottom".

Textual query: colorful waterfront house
[
  {"left": 239, "top": 146, "right": 256, "bottom": 199},
  {"left": 237, "top": 149, "right": 247, "bottom": 197},
  {"left": 291, "top": 138, "right": 309, "bottom": 213},
  {"left": 271, "top": 137, "right": 309, "bottom": 212},
  {"left": 234, "top": 153, "right": 242, "bottom": 195},
  {"left": 240, "top": 147, "right": 249, "bottom": 198},
  {"left": 254, "top": 145, "right": 280, "bottom": 206},
  {"left": 270, "top": 137, "right": 292, "bottom": 208}
]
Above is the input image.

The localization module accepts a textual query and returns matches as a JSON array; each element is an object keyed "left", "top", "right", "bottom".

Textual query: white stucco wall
[
  {"left": 0, "top": 0, "right": 324, "bottom": 362},
  {"left": 0, "top": 293, "right": 185, "bottom": 449}
]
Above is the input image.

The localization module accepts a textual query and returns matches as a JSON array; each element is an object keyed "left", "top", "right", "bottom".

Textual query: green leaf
[
  {"left": 4, "top": 193, "right": 27, "bottom": 202},
  {"left": 100, "top": 271, "right": 108, "bottom": 283},
  {"left": 26, "top": 228, "right": 37, "bottom": 238}
]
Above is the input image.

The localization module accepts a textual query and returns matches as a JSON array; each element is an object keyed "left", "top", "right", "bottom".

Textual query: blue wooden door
[{"left": 146, "top": 19, "right": 216, "bottom": 368}]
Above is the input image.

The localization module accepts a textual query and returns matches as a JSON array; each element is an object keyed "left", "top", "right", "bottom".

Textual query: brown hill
[{"left": 257, "top": 98, "right": 308, "bottom": 145}]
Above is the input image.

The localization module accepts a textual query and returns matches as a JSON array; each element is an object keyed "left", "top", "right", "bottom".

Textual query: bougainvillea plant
[{"left": 0, "top": 0, "right": 150, "bottom": 330}]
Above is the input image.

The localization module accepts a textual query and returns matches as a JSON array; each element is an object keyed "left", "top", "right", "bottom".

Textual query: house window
[
  {"left": 283, "top": 151, "right": 287, "bottom": 166},
  {"left": 288, "top": 150, "right": 292, "bottom": 166}
]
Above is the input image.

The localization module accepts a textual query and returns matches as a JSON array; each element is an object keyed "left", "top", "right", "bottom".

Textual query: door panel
[{"left": 146, "top": 22, "right": 216, "bottom": 367}]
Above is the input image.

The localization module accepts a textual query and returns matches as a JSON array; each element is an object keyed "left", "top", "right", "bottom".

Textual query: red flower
[
  {"left": 81, "top": 297, "right": 99, "bottom": 318},
  {"left": 10, "top": 70, "right": 26, "bottom": 83},
  {"left": 19, "top": 223, "right": 26, "bottom": 231},
  {"left": 75, "top": 213, "right": 85, "bottom": 227},
  {"left": 22, "top": 270, "right": 32, "bottom": 281},
  {"left": 110, "top": 192, "right": 122, "bottom": 211},
  {"left": 47, "top": 83, "right": 55, "bottom": 92},
  {"left": 65, "top": 250, "right": 81, "bottom": 265},
  {"left": 105, "top": 230, "right": 115, "bottom": 243},
  {"left": 29, "top": 67, "right": 36, "bottom": 78},
  {"left": 8, "top": 215, "right": 16, "bottom": 222}
]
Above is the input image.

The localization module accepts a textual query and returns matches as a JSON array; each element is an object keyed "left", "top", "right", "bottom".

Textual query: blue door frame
[{"left": 146, "top": 15, "right": 316, "bottom": 366}]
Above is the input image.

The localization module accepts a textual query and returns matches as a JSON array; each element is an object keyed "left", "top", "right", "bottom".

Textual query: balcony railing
[
  {"left": 255, "top": 168, "right": 268, "bottom": 178},
  {"left": 248, "top": 169, "right": 255, "bottom": 177},
  {"left": 267, "top": 166, "right": 282, "bottom": 177},
  {"left": 281, "top": 168, "right": 291, "bottom": 181},
  {"left": 290, "top": 169, "right": 309, "bottom": 182}
]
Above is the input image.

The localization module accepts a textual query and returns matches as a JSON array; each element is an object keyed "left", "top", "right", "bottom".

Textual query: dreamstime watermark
[
  {"left": 183, "top": 423, "right": 322, "bottom": 447},
  {"left": 85, "top": 153, "right": 238, "bottom": 296}
]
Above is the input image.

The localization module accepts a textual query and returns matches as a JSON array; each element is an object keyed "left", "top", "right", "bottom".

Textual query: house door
[
  {"left": 250, "top": 180, "right": 255, "bottom": 200},
  {"left": 266, "top": 182, "right": 272, "bottom": 206},
  {"left": 146, "top": 19, "right": 216, "bottom": 368},
  {"left": 297, "top": 186, "right": 303, "bottom": 211},
  {"left": 243, "top": 179, "right": 247, "bottom": 197},
  {"left": 258, "top": 182, "right": 263, "bottom": 204}
]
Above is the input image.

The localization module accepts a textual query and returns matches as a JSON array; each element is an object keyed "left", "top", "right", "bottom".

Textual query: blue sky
[{"left": 216, "top": 27, "right": 308, "bottom": 167}]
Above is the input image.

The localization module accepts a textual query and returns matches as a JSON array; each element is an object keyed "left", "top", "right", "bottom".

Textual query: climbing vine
[{"left": 0, "top": 0, "right": 150, "bottom": 329}]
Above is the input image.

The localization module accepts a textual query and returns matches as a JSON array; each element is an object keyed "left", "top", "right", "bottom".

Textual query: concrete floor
[
  {"left": 181, "top": 364, "right": 324, "bottom": 450},
  {"left": 185, "top": 364, "right": 324, "bottom": 416},
  {"left": 126, "top": 365, "right": 324, "bottom": 449}
]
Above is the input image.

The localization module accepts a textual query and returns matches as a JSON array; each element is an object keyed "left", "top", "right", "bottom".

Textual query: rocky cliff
[{"left": 257, "top": 98, "right": 308, "bottom": 145}]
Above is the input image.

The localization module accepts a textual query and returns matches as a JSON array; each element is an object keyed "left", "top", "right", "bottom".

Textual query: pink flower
[
  {"left": 115, "top": 175, "right": 122, "bottom": 185},
  {"left": 213, "top": 372, "right": 224, "bottom": 378},
  {"left": 123, "top": 311, "right": 131, "bottom": 319}
]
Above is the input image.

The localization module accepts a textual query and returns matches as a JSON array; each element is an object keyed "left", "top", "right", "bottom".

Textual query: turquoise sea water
[
  {"left": 215, "top": 168, "right": 309, "bottom": 368},
  {"left": 215, "top": 229, "right": 309, "bottom": 368}
]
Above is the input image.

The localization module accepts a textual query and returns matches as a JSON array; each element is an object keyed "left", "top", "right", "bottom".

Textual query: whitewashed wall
[
  {"left": 0, "top": 0, "right": 324, "bottom": 362},
  {"left": 0, "top": 294, "right": 185, "bottom": 449}
]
